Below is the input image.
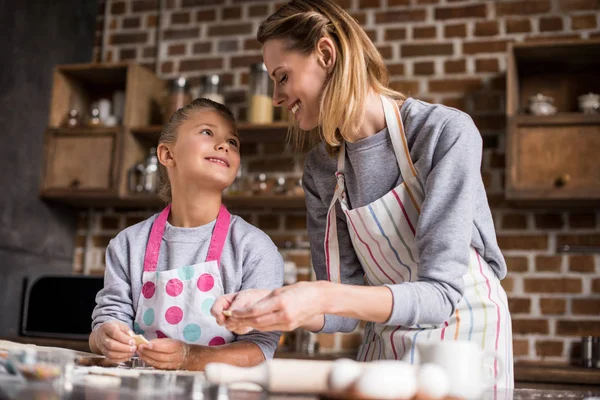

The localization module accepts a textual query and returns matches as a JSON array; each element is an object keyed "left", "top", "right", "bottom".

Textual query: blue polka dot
[
  {"left": 143, "top": 308, "right": 155, "bottom": 326},
  {"left": 177, "top": 265, "right": 195, "bottom": 281},
  {"left": 133, "top": 322, "right": 144, "bottom": 335},
  {"left": 183, "top": 324, "right": 202, "bottom": 342},
  {"left": 201, "top": 298, "right": 215, "bottom": 316}
]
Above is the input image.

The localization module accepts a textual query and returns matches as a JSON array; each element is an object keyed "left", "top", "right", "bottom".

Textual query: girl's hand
[
  {"left": 211, "top": 289, "right": 273, "bottom": 334},
  {"left": 137, "top": 339, "right": 189, "bottom": 370},
  {"left": 225, "top": 282, "right": 325, "bottom": 332},
  {"left": 93, "top": 320, "right": 137, "bottom": 363}
]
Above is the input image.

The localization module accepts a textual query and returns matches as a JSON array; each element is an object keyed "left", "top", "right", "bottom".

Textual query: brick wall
[{"left": 82, "top": 0, "right": 600, "bottom": 364}]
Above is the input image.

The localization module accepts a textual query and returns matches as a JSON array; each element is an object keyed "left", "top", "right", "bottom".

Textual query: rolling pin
[{"left": 205, "top": 359, "right": 337, "bottom": 394}]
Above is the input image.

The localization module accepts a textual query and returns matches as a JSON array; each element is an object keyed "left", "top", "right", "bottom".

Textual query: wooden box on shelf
[
  {"left": 40, "top": 62, "right": 165, "bottom": 203},
  {"left": 506, "top": 39, "right": 600, "bottom": 206}
]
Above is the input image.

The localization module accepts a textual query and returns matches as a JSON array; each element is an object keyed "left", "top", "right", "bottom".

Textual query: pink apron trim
[{"left": 143, "top": 204, "right": 230, "bottom": 272}]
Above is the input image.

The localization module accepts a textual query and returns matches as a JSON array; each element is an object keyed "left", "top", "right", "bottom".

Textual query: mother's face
[{"left": 262, "top": 38, "right": 331, "bottom": 131}]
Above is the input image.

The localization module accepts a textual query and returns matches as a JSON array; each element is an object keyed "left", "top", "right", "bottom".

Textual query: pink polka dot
[
  {"left": 197, "top": 273, "right": 215, "bottom": 292},
  {"left": 165, "top": 306, "right": 183, "bottom": 325},
  {"left": 208, "top": 336, "right": 226, "bottom": 346},
  {"left": 142, "top": 282, "right": 155, "bottom": 299},
  {"left": 166, "top": 278, "right": 183, "bottom": 297},
  {"left": 155, "top": 330, "right": 167, "bottom": 339}
]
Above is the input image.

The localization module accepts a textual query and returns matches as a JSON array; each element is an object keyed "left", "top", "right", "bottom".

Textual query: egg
[
  {"left": 416, "top": 363, "right": 449, "bottom": 400},
  {"left": 328, "top": 358, "right": 363, "bottom": 392},
  {"left": 354, "top": 360, "right": 417, "bottom": 400}
]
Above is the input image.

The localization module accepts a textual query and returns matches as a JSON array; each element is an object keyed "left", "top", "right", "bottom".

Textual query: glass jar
[
  {"left": 199, "top": 74, "right": 224, "bottom": 105},
  {"left": 165, "top": 77, "right": 191, "bottom": 123},
  {"left": 248, "top": 63, "right": 273, "bottom": 124}
]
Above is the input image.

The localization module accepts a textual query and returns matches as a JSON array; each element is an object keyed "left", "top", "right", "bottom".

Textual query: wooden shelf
[
  {"left": 514, "top": 113, "right": 600, "bottom": 126},
  {"left": 131, "top": 121, "right": 290, "bottom": 144}
]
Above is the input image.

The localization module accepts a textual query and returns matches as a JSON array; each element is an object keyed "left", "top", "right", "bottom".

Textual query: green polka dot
[
  {"left": 133, "top": 322, "right": 144, "bottom": 335},
  {"left": 201, "top": 298, "right": 215, "bottom": 316},
  {"left": 177, "top": 265, "right": 195, "bottom": 281},
  {"left": 143, "top": 308, "right": 155, "bottom": 326},
  {"left": 183, "top": 324, "right": 202, "bottom": 342}
]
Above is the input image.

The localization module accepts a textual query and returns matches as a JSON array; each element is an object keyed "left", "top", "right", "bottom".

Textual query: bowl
[{"left": 9, "top": 347, "right": 75, "bottom": 382}]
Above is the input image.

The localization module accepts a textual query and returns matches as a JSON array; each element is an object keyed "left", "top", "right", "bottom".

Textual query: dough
[{"left": 133, "top": 335, "right": 149, "bottom": 345}]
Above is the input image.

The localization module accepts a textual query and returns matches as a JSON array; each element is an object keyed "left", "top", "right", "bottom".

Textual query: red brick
[
  {"left": 539, "top": 16, "right": 564, "bottom": 32},
  {"left": 376, "top": 9, "right": 426, "bottom": 23},
  {"left": 593, "top": 279, "right": 600, "bottom": 293},
  {"left": 501, "top": 277, "right": 514, "bottom": 293},
  {"left": 429, "top": 78, "right": 483, "bottom": 93},
  {"left": 377, "top": 45, "right": 393, "bottom": 59},
  {"left": 208, "top": 23, "right": 252, "bottom": 37},
  {"left": 524, "top": 34, "right": 580, "bottom": 43},
  {"left": 557, "top": 234, "right": 600, "bottom": 248},
  {"left": 476, "top": 58, "right": 499, "bottom": 73},
  {"left": 249, "top": 5, "right": 269, "bottom": 17},
  {"left": 414, "top": 61, "right": 435, "bottom": 75},
  {"left": 385, "top": 28, "right": 407, "bottom": 40},
  {"left": 463, "top": 40, "right": 510, "bottom": 54},
  {"left": 146, "top": 15, "right": 157, "bottom": 27},
  {"left": 75, "top": 235, "right": 86, "bottom": 247},
  {"left": 572, "top": 299, "right": 600, "bottom": 315},
  {"left": 496, "top": 0, "right": 551, "bottom": 16},
  {"left": 444, "top": 59, "right": 466, "bottom": 74},
  {"left": 415, "top": 0, "right": 439, "bottom": 3},
  {"left": 569, "top": 213, "right": 596, "bottom": 229},
  {"left": 388, "top": 63, "right": 405, "bottom": 76},
  {"left": 92, "top": 234, "right": 113, "bottom": 248},
  {"left": 569, "top": 255, "right": 596, "bottom": 273},
  {"left": 559, "top": 0, "right": 600, "bottom": 12},
  {"left": 475, "top": 21, "right": 499, "bottom": 37},
  {"left": 413, "top": 26, "right": 437, "bottom": 39},
  {"left": 192, "top": 42, "right": 212, "bottom": 54},
  {"left": 350, "top": 12, "right": 367, "bottom": 25},
  {"left": 540, "top": 298, "right": 566, "bottom": 314},
  {"left": 442, "top": 97, "right": 466, "bottom": 111},
  {"left": 571, "top": 14, "right": 598, "bottom": 30},
  {"left": 179, "top": 58, "right": 223, "bottom": 72},
  {"left": 122, "top": 16, "right": 141, "bottom": 29},
  {"left": 513, "top": 339, "right": 529, "bottom": 356},
  {"left": 182, "top": 0, "right": 224, "bottom": 6},
  {"left": 556, "top": 320, "right": 600, "bottom": 336},
  {"left": 132, "top": 0, "right": 158, "bottom": 12},
  {"left": 536, "top": 341, "right": 564, "bottom": 357},
  {"left": 197, "top": 9, "right": 216, "bottom": 21},
  {"left": 163, "top": 28, "right": 199, "bottom": 41},
  {"left": 231, "top": 55, "right": 264, "bottom": 68},
  {"left": 390, "top": 80, "right": 420, "bottom": 95},
  {"left": 435, "top": 4, "right": 487, "bottom": 20},
  {"left": 505, "top": 256, "right": 529, "bottom": 272},
  {"left": 444, "top": 23, "right": 467, "bottom": 38},
  {"left": 388, "top": 0, "right": 411, "bottom": 5},
  {"left": 512, "top": 319, "right": 549, "bottom": 334},
  {"left": 359, "top": 0, "right": 381, "bottom": 8},
  {"left": 285, "top": 215, "right": 307, "bottom": 230},
  {"left": 535, "top": 213, "right": 564, "bottom": 229},
  {"left": 244, "top": 39, "right": 261, "bottom": 51},
  {"left": 505, "top": 18, "right": 532, "bottom": 33},
  {"left": 508, "top": 298, "right": 531, "bottom": 314},
  {"left": 223, "top": 6, "right": 242, "bottom": 19},
  {"left": 167, "top": 43, "right": 186, "bottom": 56},
  {"left": 171, "top": 12, "right": 190, "bottom": 25},
  {"left": 109, "top": 32, "right": 147, "bottom": 45},
  {"left": 402, "top": 43, "right": 454, "bottom": 57},
  {"left": 535, "top": 255, "right": 563, "bottom": 272},
  {"left": 524, "top": 278, "right": 582, "bottom": 294},
  {"left": 334, "top": 0, "right": 352, "bottom": 7},
  {"left": 472, "top": 93, "right": 503, "bottom": 113},
  {"left": 110, "top": 1, "right": 126, "bottom": 14},
  {"left": 364, "top": 29, "right": 377, "bottom": 42},
  {"left": 161, "top": 61, "right": 173, "bottom": 74},
  {"left": 218, "top": 40, "right": 239, "bottom": 53}
]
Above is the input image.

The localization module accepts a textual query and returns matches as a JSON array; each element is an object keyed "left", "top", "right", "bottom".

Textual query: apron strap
[
  {"left": 143, "top": 204, "right": 172, "bottom": 272},
  {"left": 324, "top": 168, "right": 346, "bottom": 284},
  {"left": 205, "top": 204, "right": 231, "bottom": 265}
]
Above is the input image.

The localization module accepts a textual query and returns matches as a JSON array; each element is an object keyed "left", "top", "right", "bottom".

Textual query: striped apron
[{"left": 324, "top": 95, "right": 513, "bottom": 388}]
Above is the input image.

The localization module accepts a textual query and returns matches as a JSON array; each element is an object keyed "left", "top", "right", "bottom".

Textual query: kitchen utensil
[
  {"left": 128, "top": 147, "right": 159, "bottom": 194},
  {"left": 417, "top": 340, "right": 503, "bottom": 400},
  {"left": 581, "top": 336, "right": 594, "bottom": 368},
  {"left": 528, "top": 93, "right": 557, "bottom": 116},
  {"left": 205, "top": 359, "right": 335, "bottom": 394},
  {"left": 578, "top": 92, "right": 600, "bottom": 114}
]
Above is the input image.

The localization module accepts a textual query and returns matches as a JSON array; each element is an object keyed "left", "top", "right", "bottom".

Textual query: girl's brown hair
[
  {"left": 257, "top": 0, "right": 405, "bottom": 155},
  {"left": 157, "top": 98, "right": 237, "bottom": 202}
]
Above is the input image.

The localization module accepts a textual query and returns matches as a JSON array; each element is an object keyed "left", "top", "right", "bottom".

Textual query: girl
[
  {"left": 213, "top": 0, "right": 514, "bottom": 388},
  {"left": 90, "top": 98, "right": 283, "bottom": 370}
]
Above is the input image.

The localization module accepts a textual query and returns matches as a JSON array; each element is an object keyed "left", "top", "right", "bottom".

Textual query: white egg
[
  {"left": 328, "top": 358, "right": 363, "bottom": 392},
  {"left": 417, "top": 363, "right": 449, "bottom": 399},
  {"left": 354, "top": 360, "right": 417, "bottom": 399}
]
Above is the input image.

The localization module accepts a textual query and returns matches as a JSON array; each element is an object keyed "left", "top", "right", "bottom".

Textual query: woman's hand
[
  {"left": 224, "top": 282, "right": 326, "bottom": 332},
  {"left": 211, "top": 288, "right": 273, "bottom": 334},
  {"left": 92, "top": 320, "right": 136, "bottom": 363},
  {"left": 137, "top": 339, "right": 189, "bottom": 370}
]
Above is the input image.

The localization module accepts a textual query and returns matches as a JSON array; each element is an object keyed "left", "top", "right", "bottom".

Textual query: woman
[{"left": 212, "top": 0, "right": 513, "bottom": 387}]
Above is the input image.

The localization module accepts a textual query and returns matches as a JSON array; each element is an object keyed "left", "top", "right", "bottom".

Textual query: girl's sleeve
[
  {"left": 383, "top": 113, "right": 483, "bottom": 327},
  {"left": 91, "top": 238, "right": 135, "bottom": 331},
  {"left": 303, "top": 158, "right": 365, "bottom": 334}
]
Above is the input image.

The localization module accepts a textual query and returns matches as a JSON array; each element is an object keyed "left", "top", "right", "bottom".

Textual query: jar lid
[
  {"left": 251, "top": 63, "right": 269, "bottom": 73},
  {"left": 170, "top": 77, "right": 189, "bottom": 90},
  {"left": 201, "top": 74, "right": 221, "bottom": 86}
]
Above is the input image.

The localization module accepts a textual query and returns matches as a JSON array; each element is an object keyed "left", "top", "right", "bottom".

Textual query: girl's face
[
  {"left": 263, "top": 38, "right": 331, "bottom": 131},
  {"left": 168, "top": 109, "right": 240, "bottom": 192}
]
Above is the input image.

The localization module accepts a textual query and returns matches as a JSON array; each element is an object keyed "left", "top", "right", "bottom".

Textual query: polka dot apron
[{"left": 133, "top": 204, "right": 235, "bottom": 346}]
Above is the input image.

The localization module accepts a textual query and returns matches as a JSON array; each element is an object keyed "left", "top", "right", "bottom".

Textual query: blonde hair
[
  {"left": 257, "top": 0, "right": 405, "bottom": 155},
  {"left": 157, "top": 98, "right": 237, "bottom": 202}
]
